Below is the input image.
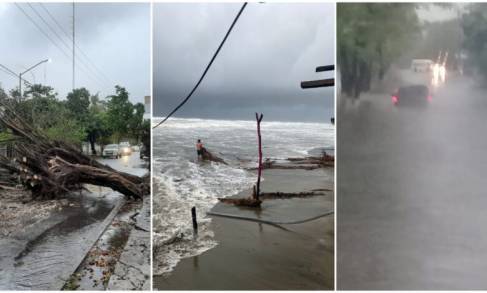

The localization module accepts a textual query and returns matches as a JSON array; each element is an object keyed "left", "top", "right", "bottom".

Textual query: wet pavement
[
  {"left": 107, "top": 196, "right": 150, "bottom": 290},
  {"left": 99, "top": 151, "right": 148, "bottom": 177},
  {"left": 0, "top": 192, "right": 123, "bottom": 290},
  {"left": 155, "top": 164, "right": 334, "bottom": 290},
  {"left": 0, "top": 152, "right": 147, "bottom": 290},
  {"left": 338, "top": 75, "right": 487, "bottom": 289}
]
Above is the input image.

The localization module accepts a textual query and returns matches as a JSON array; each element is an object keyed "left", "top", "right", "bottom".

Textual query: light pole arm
[
  {"left": 18, "top": 58, "right": 49, "bottom": 99},
  {"left": 21, "top": 59, "right": 49, "bottom": 76}
]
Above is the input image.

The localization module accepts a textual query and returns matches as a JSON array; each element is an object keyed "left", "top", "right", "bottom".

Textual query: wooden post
[
  {"left": 191, "top": 206, "right": 198, "bottom": 235},
  {"left": 301, "top": 64, "right": 335, "bottom": 123},
  {"left": 255, "top": 113, "right": 263, "bottom": 201}
]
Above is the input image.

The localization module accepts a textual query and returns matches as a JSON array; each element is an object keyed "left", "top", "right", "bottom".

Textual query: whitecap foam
[{"left": 152, "top": 117, "right": 334, "bottom": 275}]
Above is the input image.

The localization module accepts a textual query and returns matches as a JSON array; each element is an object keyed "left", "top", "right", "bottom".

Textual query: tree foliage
[
  {"left": 0, "top": 84, "right": 147, "bottom": 153},
  {"left": 66, "top": 87, "right": 90, "bottom": 121},
  {"left": 462, "top": 4, "right": 487, "bottom": 78},
  {"left": 338, "top": 3, "right": 420, "bottom": 98},
  {"left": 106, "top": 86, "right": 135, "bottom": 143}
]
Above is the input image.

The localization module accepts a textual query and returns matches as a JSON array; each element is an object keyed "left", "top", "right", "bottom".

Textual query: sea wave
[{"left": 152, "top": 117, "right": 334, "bottom": 275}]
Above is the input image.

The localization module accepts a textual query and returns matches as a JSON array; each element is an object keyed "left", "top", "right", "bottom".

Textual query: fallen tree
[
  {"left": 0, "top": 101, "right": 148, "bottom": 200},
  {"left": 201, "top": 147, "right": 227, "bottom": 165},
  {"left": 218, "top": 188, "right": 332, "bottom": 206}
]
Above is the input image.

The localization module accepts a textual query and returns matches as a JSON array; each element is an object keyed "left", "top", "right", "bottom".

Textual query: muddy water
[{"left": 0, "top": 191, "right": 123, "bottom": 290}]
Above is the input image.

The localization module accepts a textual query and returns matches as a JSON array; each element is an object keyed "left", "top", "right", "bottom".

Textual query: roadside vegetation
[
  {"left": 462, "top": 4, "right": 487, "bottom": 80},
  {"left": 337, "top": 3, "right": 468, "bottom": 99},
  {"left": 337, "top": 3, "right": 420, "bottom": 98},
  {"left": 0, "top": 84, "right": 149, "bottom": 155}
]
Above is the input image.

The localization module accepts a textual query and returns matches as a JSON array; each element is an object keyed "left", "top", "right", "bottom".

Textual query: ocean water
[{"left": 152, "top": 117, "right": 334, "bottom": 275}]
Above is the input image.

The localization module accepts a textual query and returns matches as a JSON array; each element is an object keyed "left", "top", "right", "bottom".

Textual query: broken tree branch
[{"left": 0, "top": 99, "right": 148, "bottom": 200}]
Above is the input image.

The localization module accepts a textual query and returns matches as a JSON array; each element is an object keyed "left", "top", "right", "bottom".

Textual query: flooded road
[
  {"left": 99, "top": 151, "right": 148, "bottom": 177},
  {"left": 337, "top": 75, "right": 487, "bottom": 289},
  {"left": 0, "top": 152, "right": 147, "bottom": 290}
]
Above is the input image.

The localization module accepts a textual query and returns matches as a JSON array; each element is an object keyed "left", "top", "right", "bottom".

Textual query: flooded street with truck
[{"left": 338, "top": 73, "right": 487, "bottom": 289}]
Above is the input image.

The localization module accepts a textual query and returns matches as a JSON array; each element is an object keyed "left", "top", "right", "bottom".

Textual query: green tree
[
  {"left": 462, "top": 4, "right": 487, "bottom": 79},
  {"left": 128, "top": 102, "right": 146, "bottom": 143},
  {"left": 0, "top": 86, "right": 7, "bottom": 100},
  {"left": 338, "top": 3, "right": 420, "bottom": 98},
  {"left": 9, "top": 84, "right": 86, "bottom": 146},
  {"left": 85, "top": 97, "right": 112, "bottom": 155},
  {"left": 23, "top": 84, "right": 57, "bottom": 100},
  {"left": 16, "top": 84, "right": 58, "bottom": 125},
  {"left": 66, "top": 88, "right": 91, "bottom": 121},
  {"left": 106, "top": 86, "right": 133, "bottom": 143},
  {"left": 44, "top": 109, "right": 86, "bottom": 145}
]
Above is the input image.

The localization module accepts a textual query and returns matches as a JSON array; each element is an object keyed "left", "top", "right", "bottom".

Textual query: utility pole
[
  {"left": 301, "top": 65, "right": 335, "bottom": 89},
  {"left": 72, "top": 2, "right": 75, "bottom": 91},
  {"left": 301, "top": 64, "right": 335, "bottom": 124},
  {"left": 19, "top": 75, "right": 22, "bottom": 100}
]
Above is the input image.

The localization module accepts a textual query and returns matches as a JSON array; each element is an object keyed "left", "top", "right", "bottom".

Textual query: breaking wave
[{"left": 152, "top": 117, "right": 333, "bottom": 275}]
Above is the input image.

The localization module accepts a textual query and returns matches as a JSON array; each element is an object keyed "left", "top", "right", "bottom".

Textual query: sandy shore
[{"left": 154, "top": 166, "right": 334, "bottom": 290}]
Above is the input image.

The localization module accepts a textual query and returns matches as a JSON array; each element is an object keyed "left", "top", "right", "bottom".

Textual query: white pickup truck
[{"left": 392, "top": 59, "right": 436, "bottom": 106}]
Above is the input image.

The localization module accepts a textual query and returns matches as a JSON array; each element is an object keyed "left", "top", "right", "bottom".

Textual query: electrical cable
[
  {"left": 0, "top": 64, "right": 32, "bottom": 85},
  {"left": 27, "top": 3, "right": 111, "bottom": 89},
  {"left": 15, "top": 3, "right": 109, "bottom": 90},
  {"left": 153, "top": 2, "right": 247, "bottom": 129},
  {"left": 207, "top": 210, "right": 334, "bottom": 226},
  {"left": 38, "top": 3, "right": 114, "bottom": 85}
]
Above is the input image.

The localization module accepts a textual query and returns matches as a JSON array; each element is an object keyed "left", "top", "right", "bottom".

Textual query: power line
[
  {"left": 15, "top": 3, "right": 71, "bottom": 60},
  {"left": 153, "top": 2, "right": 248, "bottom": 129},
  {"left": 72, "top": 2, "right": 75, "bottom": 90},
  {"left": 27, "top": 3, "right": 72, "bottom": 54},
  {"left": 24, "top": 3, "right": 111, "bottom": 90},
  {"left": 38, "top": 3, "right": 114, "bottom": 85},
  {"left": 0, "top": 64, "right": 19, "bottom": 78},
  {"left": 0, "top": 66, "right": 14, "bottom": 78},
  {"left": 15, "top": 3, "right": 110, "bottom": 91},
  {"left": 0, "top": 64, "right": 32, "bottom": 85}
]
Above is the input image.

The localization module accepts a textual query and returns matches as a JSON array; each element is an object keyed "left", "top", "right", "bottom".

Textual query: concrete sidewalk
[{"left": 108, "top": 196, "right": 151, "bottom": 290}]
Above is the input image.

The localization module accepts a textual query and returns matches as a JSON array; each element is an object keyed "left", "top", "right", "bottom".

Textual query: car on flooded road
[
  {"left": 392, "top": 59, "right": 439, "bottom": 107},
  {"left": 102, "top": 144, "right": 121, "bottom": 159},
  {"left": 392, "top": 85, "right": 432, "bottom": 107},
  {"left": 119, "top": 141, "right": 132, "bottom": 156}
]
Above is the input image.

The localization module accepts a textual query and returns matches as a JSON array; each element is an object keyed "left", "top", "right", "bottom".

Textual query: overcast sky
[
  {"left": 416, "top": 3, "right": 464, "bottom": 23},
  {"left": 154, "top": 3, "right": 335, "bottom": 123},
  {"left": 0, "top": 2, "right": 149, "bottom": 104}
]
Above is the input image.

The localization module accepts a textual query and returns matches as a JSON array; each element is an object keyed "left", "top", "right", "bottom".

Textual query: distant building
[{"left": 143, "top": 95, "right": 151, "bottom": 120}]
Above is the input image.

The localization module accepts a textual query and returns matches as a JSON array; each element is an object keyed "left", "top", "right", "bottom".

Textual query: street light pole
[
  {"left": 19, "top": 58, "right": 50, "bottom": 98},
  {"left": 19, "top": 75, "right": 22, "bottom": 100}
]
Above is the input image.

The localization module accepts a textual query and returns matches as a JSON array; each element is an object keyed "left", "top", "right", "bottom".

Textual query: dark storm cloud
[
  {"left": 154, "top": 3, "right": 335, "bottom": 122},
  {"left": 0, "top": 2, "right": 149, "bottom": 103}
]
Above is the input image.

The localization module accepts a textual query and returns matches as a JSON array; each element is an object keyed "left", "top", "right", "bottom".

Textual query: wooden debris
[
  {"left": 255, "top": 113, "right": 263, "bottom": 201},
  {"left": 259, "top": 191, "right": 327, "bottom": 199},
  {"left": 200, "top": 147, "right": 227, "bottom": 165},
  {"left": 218, "top": 197, "right": 262, "bottom": 207},
  {"left": 0, "top": 100, "right": 148, "bottom": 200},
  {"left": 218, "top": 190, "right": 328, "bottom": 206}
]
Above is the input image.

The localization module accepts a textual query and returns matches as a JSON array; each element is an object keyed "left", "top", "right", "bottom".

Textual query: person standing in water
[{"left": 196, "top": 139, "right": 203, "bottom": 159}]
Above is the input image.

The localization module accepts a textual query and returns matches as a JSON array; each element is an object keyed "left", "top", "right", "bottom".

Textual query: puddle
[{"left": 0, "top": 192, "right": 123, "bottom": 290}]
